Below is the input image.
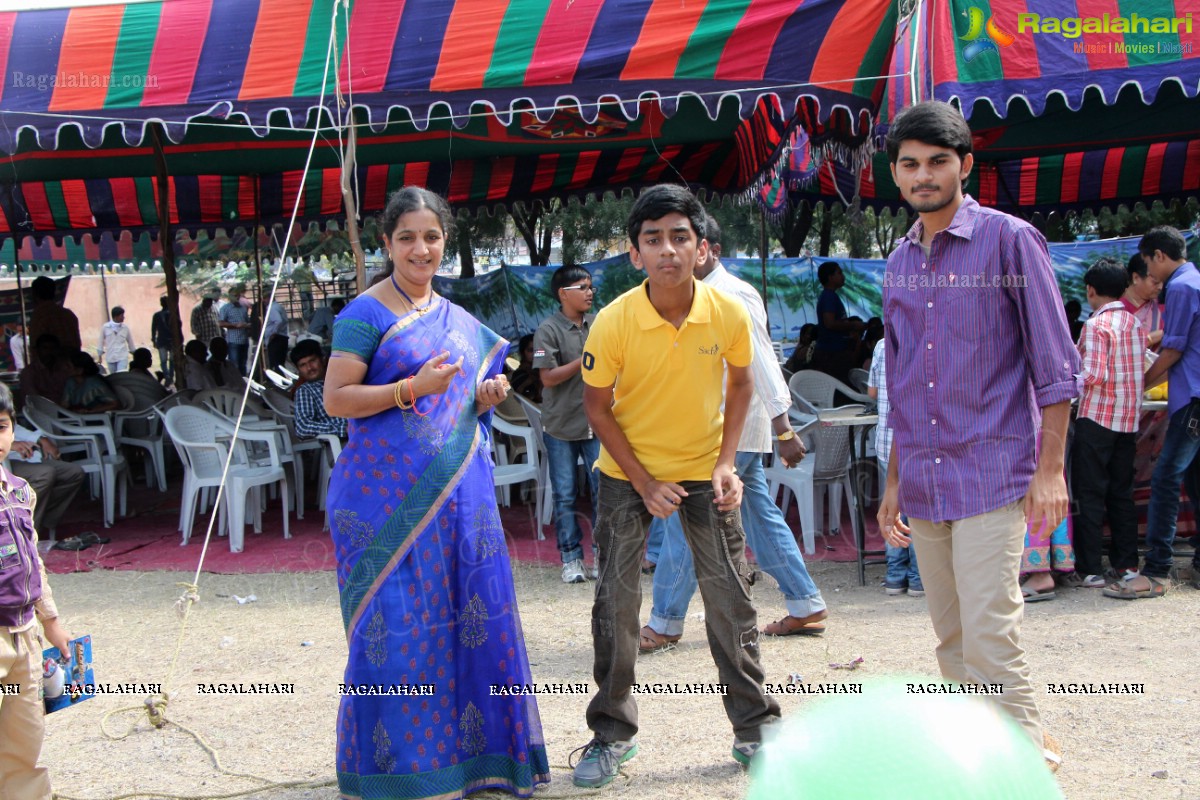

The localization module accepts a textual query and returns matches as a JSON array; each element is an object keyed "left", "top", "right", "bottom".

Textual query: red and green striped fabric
[{"left": 0, "top": 0, "right": 893, "bottom": 153}]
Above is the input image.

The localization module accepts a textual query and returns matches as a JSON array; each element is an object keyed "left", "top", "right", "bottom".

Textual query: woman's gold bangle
[{"left": 395, "top": 379, "right": 414, "bottom": 410}]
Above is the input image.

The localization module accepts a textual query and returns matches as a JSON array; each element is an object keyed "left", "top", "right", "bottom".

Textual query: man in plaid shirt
[
  {"left": 1072, "top": 258, "right": 1146, "bottom": 588},
  {"left": 190, "top": 290, "right": 224, "bottom": 349},
  {"left": 290, "top": 339, "right": 347, "bottom": 440}
]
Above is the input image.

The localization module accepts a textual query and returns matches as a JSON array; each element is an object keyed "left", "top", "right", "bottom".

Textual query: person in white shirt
[
  {"left": 98, "top": 306, "right": 136, "bottom": 374},
  {"left": 6, "top": 423, "right": 85, "bottom": 539},
  {"left": 7, "top": 323, "right": 26, "bottom": 371}
]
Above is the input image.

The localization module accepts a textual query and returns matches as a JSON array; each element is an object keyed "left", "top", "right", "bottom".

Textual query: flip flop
[
  {"left": 1102, "top": 575, "right": 1168, "bottom": 600},
  {"left": 762, "top": 611, "right": 828, "bottom": 636},
  {"left": 638, "top": 625, "right": 680, "bottom": 654},
  {"left": 79, "top": 532, "right": 111, "bottom": 545},
  {"left": 1021, "top": 584, "right": 1056, "bottom": 602},
  {"left": 52, "top": 536, "right": 88, "bottom": 551}
]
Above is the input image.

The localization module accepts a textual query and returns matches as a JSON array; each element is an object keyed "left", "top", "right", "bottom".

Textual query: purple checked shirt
[{"left": 883, "top": 196, "right": 1079, "bottom": 522}]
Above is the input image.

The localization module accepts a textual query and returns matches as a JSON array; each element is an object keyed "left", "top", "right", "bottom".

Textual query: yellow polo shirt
[{"left": 582, "top": 278, "right": 753, "bottom": 482}]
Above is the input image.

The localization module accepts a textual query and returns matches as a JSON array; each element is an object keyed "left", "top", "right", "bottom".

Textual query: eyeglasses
[{"left": 561, "top": 284, "right": 595, "bottom": 293}]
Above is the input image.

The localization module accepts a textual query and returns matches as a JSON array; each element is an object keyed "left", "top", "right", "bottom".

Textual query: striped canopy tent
[
  {"left": 765, "top": 0, "right": 1200, "bottom": 214},
  {"left": 0, "top": 0, "right": 899, "bottom": 242}
]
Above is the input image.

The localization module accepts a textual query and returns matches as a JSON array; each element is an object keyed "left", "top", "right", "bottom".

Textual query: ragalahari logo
[{"left": 959, "top": 7, "right": 1015, "bottom": 62}]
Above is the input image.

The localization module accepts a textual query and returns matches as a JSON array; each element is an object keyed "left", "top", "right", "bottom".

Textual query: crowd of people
[{"left": 3, "top": 98, "right": 1198, "bottom": 800}]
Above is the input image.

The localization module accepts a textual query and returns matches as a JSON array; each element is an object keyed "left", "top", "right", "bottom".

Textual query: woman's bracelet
[{"left": 394, "top": 379, "right": 414, "bottom": 410}]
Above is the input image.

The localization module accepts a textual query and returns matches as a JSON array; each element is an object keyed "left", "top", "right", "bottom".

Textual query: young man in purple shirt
[{"left": 877, "top": 101, "right": 1078, "bottom": 771}]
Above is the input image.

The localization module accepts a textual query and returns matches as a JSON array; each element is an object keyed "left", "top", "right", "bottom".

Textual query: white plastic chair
[
  {"left": 162, "top": 406, "right": 290, "bottom": 552},
  {"left": 514, "top": 396, "right": 551, "bottom": 540},
  {"left": 764, "top": 405, "right": 865, "bottom": 555},
  {"left": 198, "top": 388, "right": 305, "bottom": 519},
  {"left": 23, "top": 404, "right": 129, "bottom": 527},
  {"left": 261, "top": 387, "right": 330, "bottom": 513},
  {"left": 491, "top": 416, "right": 542, "bottom": 531},
  {"left": 789, "top": 370, "right": 875, "bottom": 411},
  {"left": 111, "top": 392, "right": 192, "bottom": 491}
]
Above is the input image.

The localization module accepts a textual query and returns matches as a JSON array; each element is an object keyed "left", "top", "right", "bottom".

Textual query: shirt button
[
  {"left": 927, "top": 302, "right": 933, "bottom": 308},
  {"left": 922, "top": 263, "right": 927, "bottom": 269},
  {"left": 926, "top": 343, "right": 933, "bottom": 350},
  {"left": 928, "top": 382, "right": 934, "bottom": 388},
  {"left": 931, "top": 419, "right": 937, "bottom": 425},
  {"left": 935, "top": 458, "right": 942, "bottom": 464}
]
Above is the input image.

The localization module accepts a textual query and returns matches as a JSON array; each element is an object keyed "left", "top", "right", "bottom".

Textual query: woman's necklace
[{"left": 391, "top": 273, "right": 437, "bottom": 315}]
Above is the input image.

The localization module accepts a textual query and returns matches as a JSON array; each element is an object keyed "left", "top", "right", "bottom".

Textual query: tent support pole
[
  {"left": 759, "top": 206, "right": 770, "bottom": 333},
  {"left": 253, "top": 175, "right": 263, "bottom": 311},
  {"left": 150, "top": 124, "right": 184, "bottom": 388},
  {"left": 341, "top": 118, "right": 366, "bottom": 294},
  {"left": 12, "top": 228, "right": 27, "bottom": 368}
]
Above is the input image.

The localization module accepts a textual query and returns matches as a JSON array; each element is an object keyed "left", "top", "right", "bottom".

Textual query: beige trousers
[
  {"left": 0, "top": 627, "right": 51, "bottom": 800},
  {"left": 909, "top": 500, "right": 1043, "bottom": 747}
]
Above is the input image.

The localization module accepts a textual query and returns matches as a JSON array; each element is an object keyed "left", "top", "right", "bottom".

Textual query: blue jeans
[
  {"left": 228, "top": 342, "right": 249, "bottom": 376},
  {"left": 1143, "top": 400, "right": 1200, "bottom": 578},
  {"left": 543, "top": 433, "right": 600, "bottom": 564},
  {"left": 647, "top": 451, "right": 826, "bottom": 636},
  {"left": 881, "top": 459, "right": 921, "bottom": 588},
  {"left": 645, "top": 516, "right": 665, "bottom": 564}
]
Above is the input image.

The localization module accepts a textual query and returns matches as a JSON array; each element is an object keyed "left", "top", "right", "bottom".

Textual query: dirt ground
[{"left": 40, "top": 557, "right": 1200, "bottom": 800}]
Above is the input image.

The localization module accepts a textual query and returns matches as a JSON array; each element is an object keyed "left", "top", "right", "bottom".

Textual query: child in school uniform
[{"left": 0, "top": 382, "right": 70, "bottom": 800}]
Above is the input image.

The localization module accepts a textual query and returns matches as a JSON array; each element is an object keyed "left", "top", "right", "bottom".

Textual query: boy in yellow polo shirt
[{"left": 570, "top": 185, "right": 780, "bottom": 788}]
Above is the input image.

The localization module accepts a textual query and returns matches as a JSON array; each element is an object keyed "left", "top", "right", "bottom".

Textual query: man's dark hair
[
  {"left": 331, "top": 298, "right": 345, "bottom": 312},
  {"left": 208, "top": 337, "right": 228, "bottom": 359},
  {"left": 184, "top": 340, "right": 207, "bottom": 361},
  {"left": 290, "top": 338, "right": 324, "bottom": 365},
  {"left": 550, "top": 265, "right": 592, "bottom": 297},
  {"left": 131, "top": 348, "right": 153, "bottom": 370},
  {"left": 111, "top": 306, "right": 124, "bottom": 318},
  {"left": 626, "top": 185, "right": 706, "bottom": 247},
  {"left": 0, "top": 383, "right": 14, "bottom": 424},
  {"left": 817, "top": 261, "right": 841, "bottom": 287},
  {"left": 31, "top": 275, "right": 56, "bottom": 301},
  {"left": 1139, "top": 226, "right": 1186, "bottom": 261},
  {"left": 704, "top": 214, "right": 722, "bottom": 250},
  {"left": 1064, "top": 299, "right": 1082, "bottom": 317},
  {"left": 1085, "top": 258, "right": 1130, "bottom": 300},
  {"left": 69, "top": 351, "right": 101, "bottom": 376},
  {"left": 1127, "top": 253, "right": 1148, "bottom": 279},
  {"left": 885, "top": 101, "right": 973, "bottom": 163}
]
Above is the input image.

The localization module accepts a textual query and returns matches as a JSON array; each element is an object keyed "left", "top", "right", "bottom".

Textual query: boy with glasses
[{"left": 533, "top": 266, "right": 600, "bottom": 583}]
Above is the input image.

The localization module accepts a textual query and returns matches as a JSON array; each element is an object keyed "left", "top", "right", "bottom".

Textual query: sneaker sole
[
  {"left": 731, "top": 745, "right": 755, "bottom": 766},
  {"left": 572, "top": 743, "right": 639, "bottom": 788},
  {"left": 563, "top": 575, "right": 585, "bottom": 584}
]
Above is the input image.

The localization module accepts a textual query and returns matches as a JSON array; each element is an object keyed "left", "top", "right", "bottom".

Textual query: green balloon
[{"left": 747, "top": 679, "right": 1063, "bottom": 800}]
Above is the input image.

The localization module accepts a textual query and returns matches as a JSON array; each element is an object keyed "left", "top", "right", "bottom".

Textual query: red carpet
[{"left": 41, "top": 481, "right": 880, "bottom": 575}]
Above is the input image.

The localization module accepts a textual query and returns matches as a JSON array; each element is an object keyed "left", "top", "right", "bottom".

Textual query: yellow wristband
[{"left": 776, "top": 430, "right": 796, "bottom": 442}]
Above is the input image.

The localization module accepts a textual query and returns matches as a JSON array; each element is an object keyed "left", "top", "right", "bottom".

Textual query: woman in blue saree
[{"left": 323, "top": 187, "right": 549, "bottom": 800}]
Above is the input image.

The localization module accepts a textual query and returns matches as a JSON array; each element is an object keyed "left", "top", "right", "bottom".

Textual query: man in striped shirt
[
  {"left": 1072, "top": 259, "right": 1146, "bottom": 588},
  {"left": 878, "top": 101, "right": 1078, "bottom": 770}
]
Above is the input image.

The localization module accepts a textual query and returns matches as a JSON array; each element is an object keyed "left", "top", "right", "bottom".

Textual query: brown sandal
[
  {"left": 762, "top": 610, "right": 828, "bottom": 636},
  {"left": 638, "top": 625, "right": 680, "bottom": 654}
]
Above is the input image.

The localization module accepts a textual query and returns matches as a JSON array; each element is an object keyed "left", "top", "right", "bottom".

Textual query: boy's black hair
[
  {"left": 290, "top": 338, "right": 324, "bottom": 365},
  {"left": 799, "top": 323, "right": 817, "bottom": 339},
  {"left": 817, "top": 261, "right": 841, "bottom": 287},
  {"left": 1139, "top": 226, "right": 1186, "bottom": 261},
  {"left": 112, "top": 306, "right": 125, "bottom": 318},
  {"left": 1064, "top": 299, "right": 1082, "bottom": 316},
  {"left": 131, "top": 348, "right": 153, "bottom": 369},
  {"left": 885, "top": 100, "right": 973, "bottom": 163},
  {"left": 626, "top": 185, "right": 706, "bottom": 247},
  {"left": 550, "top": 265, "right": 592, "bottom": 297},
  {"left": 1127, "top": 253, "right": 1148, "bottom": 278},
  {"left": 1084, "top": 258, "right": 1131, "bottom": 300},
  {"left": 0, "top": 382, "right": 14, "bottom": 423}
]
